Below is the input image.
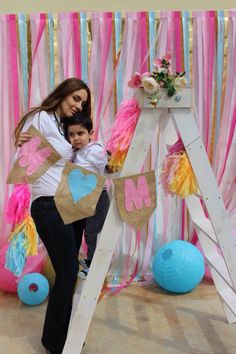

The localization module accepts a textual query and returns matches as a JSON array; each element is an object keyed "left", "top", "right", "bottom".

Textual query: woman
[{"left": 14, "top": 78, "right": 91, "bottom": 354}]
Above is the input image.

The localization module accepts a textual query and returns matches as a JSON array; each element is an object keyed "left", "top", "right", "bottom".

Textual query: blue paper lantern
[
  {"left": 152, "top": 240, "right": 205, "bottom": 293},
  {"left": 17, "top": 272, "right": 49, "bottom": 305}
]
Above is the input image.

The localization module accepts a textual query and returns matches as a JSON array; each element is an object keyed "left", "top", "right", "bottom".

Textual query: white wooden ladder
[{"left": 63, "top": 89, "right": 236, "bottom": 354}]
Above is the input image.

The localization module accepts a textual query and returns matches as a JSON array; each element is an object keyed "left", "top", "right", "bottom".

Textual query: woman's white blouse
[{"left": 20, "top": 111, "right": 73, "bottom": 201}]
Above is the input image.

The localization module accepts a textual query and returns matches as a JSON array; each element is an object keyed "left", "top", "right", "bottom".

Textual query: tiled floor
[{"left": 0, "top": 279, "right": 236, "bottom": 354}]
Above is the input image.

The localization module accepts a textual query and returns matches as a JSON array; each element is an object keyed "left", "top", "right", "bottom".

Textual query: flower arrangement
[{"left": 128, "top": 53, "right": 187, "bottom": 106}]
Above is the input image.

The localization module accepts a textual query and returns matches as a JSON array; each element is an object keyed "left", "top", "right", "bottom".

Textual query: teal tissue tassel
[
  {"left": 134, "top": 273, "right": 143, "bottom": 282},
  {"left": 5, "top": 231, "right": 28, "bottom": 277}
]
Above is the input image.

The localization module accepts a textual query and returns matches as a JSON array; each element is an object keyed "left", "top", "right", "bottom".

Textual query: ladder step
[
  {"left": 218, "top": 287, "right": 236, "bottom": 317},
  {"left": 193, "top": 218, "right": 217, "bottom": 244},
  {"left": 204, "top": 252, "right": 232, "bottom": 288}
]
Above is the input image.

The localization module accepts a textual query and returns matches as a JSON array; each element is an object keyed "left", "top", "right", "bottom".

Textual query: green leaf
[{"left": 167, "top": 86, "right": 176, "bottom": 97}]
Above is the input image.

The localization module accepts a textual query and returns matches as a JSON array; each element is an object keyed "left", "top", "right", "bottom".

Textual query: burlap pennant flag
[
  {"left": 7, "top": 125, "right": 61, "bottom": 184},
  {"left": 54, "top": 161, "right": 106, "bottom": 225},
  {"left": 114, "top": 171, "right": 156, "bottom": 230}
]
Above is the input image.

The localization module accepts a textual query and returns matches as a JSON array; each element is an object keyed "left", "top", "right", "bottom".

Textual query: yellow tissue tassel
[
  {"left": 9, "top": 215, "right": 38, "bottom": 256},
  {"left": 107, "top": 151, "right": 126, "bottom": 172},
  {"left": 169, "top": 152, "right": 198, "bottom": 198}
]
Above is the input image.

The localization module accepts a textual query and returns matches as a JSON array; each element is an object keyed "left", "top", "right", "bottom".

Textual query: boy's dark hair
[{"left": 62, "top": 111, "right": 93, "bottom": 142}]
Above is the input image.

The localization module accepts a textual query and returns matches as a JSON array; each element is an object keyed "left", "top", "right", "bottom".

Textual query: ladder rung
[
  {"left": 193, "top": 218, "right": 217, "bottom": 244},
  {"left": 218, "top": 287, "right": 236, "bottom": 317},
  {"left": 204, "top": 254, "right": 233, "bottom": 288}
]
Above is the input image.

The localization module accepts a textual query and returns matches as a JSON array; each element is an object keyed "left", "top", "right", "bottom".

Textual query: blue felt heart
[{"left": 68, "top": 169, "right": 97, "bottom": 203}]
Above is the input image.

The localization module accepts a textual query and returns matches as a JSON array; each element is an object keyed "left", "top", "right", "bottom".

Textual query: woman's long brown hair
[{"left": 14, "top": 78, "right": 91, "bottom": 143}]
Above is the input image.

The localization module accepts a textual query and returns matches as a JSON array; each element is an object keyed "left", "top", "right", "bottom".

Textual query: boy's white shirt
[{"left": 73, "top": 141, "right": 108, "bottom": 175}]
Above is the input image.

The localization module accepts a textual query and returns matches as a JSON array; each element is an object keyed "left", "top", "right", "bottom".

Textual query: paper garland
[
  {"left": 7, "top": 125, "right": 61, "bottom": 184},
  {"left": 54, "top": 161, "right": 106, "bottom": 225},
  {"left": 114, "top": 171, "right": 157, "bottom": 230}
]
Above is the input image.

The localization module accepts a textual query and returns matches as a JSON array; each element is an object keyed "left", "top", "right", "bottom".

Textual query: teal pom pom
[{"left": 5, "top": 231, "right": 28, "bottom": 276}]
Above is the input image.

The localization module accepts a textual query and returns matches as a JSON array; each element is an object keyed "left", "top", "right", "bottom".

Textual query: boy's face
[{"left": 68, "top": 124, "right": 93, "bottom": 149}]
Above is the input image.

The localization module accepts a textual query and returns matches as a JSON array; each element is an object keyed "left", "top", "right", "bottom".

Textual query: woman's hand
[{"left": 16, "top": 132, "right": 32, "bottom": 147}]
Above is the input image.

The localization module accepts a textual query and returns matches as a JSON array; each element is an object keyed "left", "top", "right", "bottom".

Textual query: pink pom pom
[
  {"left": 106, "top": 98, "right": 141, "bottom": 153},
  {"left": 5, "top": 184, "right": 31, "bottom": 225},
  {"left": 167, "top": 137, "right": 185, "bottom": 155},
  {"left": 105, "top": 98, "right": 141, "bottom": 172}
]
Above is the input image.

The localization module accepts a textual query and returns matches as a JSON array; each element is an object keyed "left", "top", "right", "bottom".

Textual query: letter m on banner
[
  {"left": 125, "top": 176, "right": 151, "bottom": 211},
  {"left": 114, "top": 171, "right": 157, "bottom": 230}
]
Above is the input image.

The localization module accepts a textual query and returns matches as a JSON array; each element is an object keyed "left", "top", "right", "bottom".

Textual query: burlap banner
[
  {"left": 114, "top": 171, "right": 156, "bottom": 230},
  {"left": 7, "top": 125, "right": 61, "bottom": 184},
  {"left": 54, "top": 161, "right": 105, "bottom": 225}
]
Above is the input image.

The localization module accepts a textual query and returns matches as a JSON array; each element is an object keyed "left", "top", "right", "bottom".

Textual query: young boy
[{"left": 63, "top": 112, "right": 110, "bottom": 279}]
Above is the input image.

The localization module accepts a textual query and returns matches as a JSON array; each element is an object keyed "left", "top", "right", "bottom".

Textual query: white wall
[{"left": 0, "top": 0, "right": 235, "bottom": 13}]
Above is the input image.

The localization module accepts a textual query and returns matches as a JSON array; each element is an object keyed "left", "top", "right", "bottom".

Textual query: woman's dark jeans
[{"left": 31, "top": 197, "right": 85, "bottom": 353}]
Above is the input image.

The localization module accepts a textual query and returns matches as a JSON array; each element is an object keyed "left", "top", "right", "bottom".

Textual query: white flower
[
  {"left": 158, "top": 67, "right": 168, "bottom": 74},
  {"left": 141, "top": 77, "right": 158, "bottom": 94},
  {"left": 174, "top": 77, "right": 187, "bottom": 89}
]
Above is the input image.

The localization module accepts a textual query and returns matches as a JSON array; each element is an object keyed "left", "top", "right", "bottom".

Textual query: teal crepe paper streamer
[
  {"left": 182, "top": 11, "right": 190, "bottom": 84},
  {"left": 149, "top": 11, "right": 156, "bottom": 72},
  {"left": 215, "top": 10, "right": 225, "bottom": 146},
  {"left": 18, "top": 14, "right": 28, "bottom": 110}
]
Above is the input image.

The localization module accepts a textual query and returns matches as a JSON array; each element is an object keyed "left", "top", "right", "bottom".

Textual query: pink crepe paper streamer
[
  {"left": 203, "top": 11, "right": 215, "bottom": 153},
  {"left": 7, "top": 14, "right": 20, "bottom": 127},
  {"left": 101, "top": 12, "right": 149, "bottom": 124},
  {"left": 173, "top": 11, "right": 183, "bottom": 73},
  {"left": 193, "top": 12, "right": 204, "bottom": 140},
  {"left": 216, "top": 16, "right": 236, "bottom": 184},
  {"left": 5, "top": 184, "right": 31, "bottom": 225},
  {"left": 139, "top": 12, "right": 148, "bottom": 73},
  {"left": 89, "top": 12, "right": 113, "bottom": 139},
  {"left": 59, "top": 13, "right": 72, "bottom": 79},
  {"left": 218, "top": 102, "right": 236, "bottom": 184},
  {"left": 28, "top": 13, "right": 46, "bottom": 108},
  {"left": 108, "top": 229, "right": 141, "bottom": 295},
  {"left": 72, "top": 12, "right": 81, "bottom": 78}
]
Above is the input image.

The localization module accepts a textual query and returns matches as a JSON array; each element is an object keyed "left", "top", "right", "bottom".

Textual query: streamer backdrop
[{"left": 0, "top": 10, "right": 235, "bottom": 287}]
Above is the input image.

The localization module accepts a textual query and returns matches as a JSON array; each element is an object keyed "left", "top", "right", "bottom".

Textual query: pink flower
[
  {"left": 141, "top": 71, "right": 151, "bottom": 78},
  {"left": 128, "top": 72, "right": 142, "bottom": 88},
  {"left": 168, "top": 65, "right": 173, "bottom": 74},
  {"left": 153, "top": 58, "right": 163, "bottom": 67},
  {"left": 164, "top": 52, "right": 172, "bottom": 61}
]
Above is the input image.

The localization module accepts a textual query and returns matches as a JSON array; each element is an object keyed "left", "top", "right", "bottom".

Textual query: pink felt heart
[{"left": 18, "top": 136, "right": 52, "bottom": 175}]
